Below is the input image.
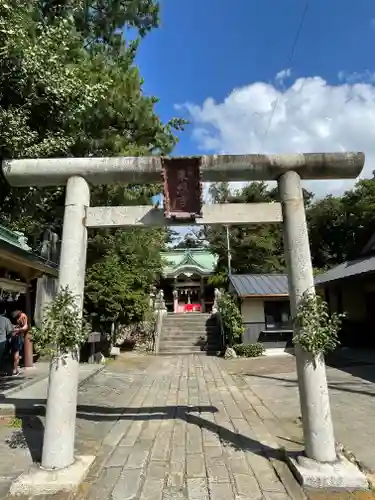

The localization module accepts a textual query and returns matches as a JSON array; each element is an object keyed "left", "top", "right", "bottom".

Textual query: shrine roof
[
  {"left": 0, "top": 224, "right": 58, "bottom": 279},
  {"left": 161, "top": 248, "right": 217, "bottom": 276}
]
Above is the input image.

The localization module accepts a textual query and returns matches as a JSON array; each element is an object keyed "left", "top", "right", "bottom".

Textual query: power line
[{"left": 260, "top": 2, "right": 310, "bottom": 152}]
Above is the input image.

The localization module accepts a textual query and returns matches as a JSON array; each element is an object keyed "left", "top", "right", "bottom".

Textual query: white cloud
[
  {"left": 275, "top": 68, "right": 292, "bottom": 83},
  {"left": 181, "top": 73, "right": 375, "bottom": 198},
  {"left": 338, "top": 70, "right": 375, "bottom": 84}
]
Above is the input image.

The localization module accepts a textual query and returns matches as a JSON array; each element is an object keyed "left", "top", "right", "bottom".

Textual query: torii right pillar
[{"left": 278, "top": 170, "right": 367, "bottom": 488}]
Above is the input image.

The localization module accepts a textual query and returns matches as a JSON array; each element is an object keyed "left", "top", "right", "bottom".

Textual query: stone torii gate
[{"left": 2, "top": 152, "right": 367, "bottom": 493}]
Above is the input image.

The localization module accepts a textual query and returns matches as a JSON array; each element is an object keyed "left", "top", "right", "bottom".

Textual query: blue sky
[
  {"left": 141, "top": 0, "right": 375, "bottom": 223},
  {"left": 135, "top": 0, "right": 375, "bottom": 162}
]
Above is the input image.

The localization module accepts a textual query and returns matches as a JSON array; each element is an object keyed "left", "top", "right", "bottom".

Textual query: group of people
[{"left": 0, "top": 307, "right": 28, "bottom": 376}]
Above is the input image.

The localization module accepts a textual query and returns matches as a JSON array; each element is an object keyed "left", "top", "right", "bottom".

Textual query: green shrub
[
  {"left": 293, "top": 292, "right": 344, "bottom": 359},
  {"left": 217, "top": 292, "right": 244, "bottom": 345},
  {"left": 233, "top": 343, "right": 265, "bottom": 357},
  {"left": 31, "top": 286, "right": 90, "bottom": 357}
]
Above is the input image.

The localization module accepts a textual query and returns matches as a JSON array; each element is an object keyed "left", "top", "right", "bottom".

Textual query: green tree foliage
[
  {"left": 173, "top": 233, "right": 204, "bottom": 249},
  {"left": 0, "top": 0, "right": 185, "bottom": 324},
  {"left": 307, "top": 195, "right": 347, "bottom": 271},
  {"left": 206, "top": 177, "right": 375, "bottom": 279},
  {"left": 206, "top": 182, "right": 285, "bottom": 274},
  {"left": 0, "top": 0, "right": 185, "bottom": 245},
  {"left": 217, "top": 292, "right": 244, "bottom": 346},
  {"left": 85, "top": 228, "right": 165, "bottom": 324},
  {"left": 31, "top": 287, "right": 91, "bottom": 356},
  {"left": 293, "top": 292, "right": 344, "bottom": 359},
  {"left": 39, "top": 0, "right": 159, "bottom": 43},
  {"left": 307, "top": 177, "right": 375, "bottom": 270}
]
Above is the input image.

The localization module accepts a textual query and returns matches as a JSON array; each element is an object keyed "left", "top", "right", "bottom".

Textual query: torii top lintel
[{"left": 1, "top": 152, "right": 365, "bottom": 187}]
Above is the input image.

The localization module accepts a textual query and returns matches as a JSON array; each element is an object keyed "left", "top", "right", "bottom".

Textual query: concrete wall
[
  {"left": 241, "top": 298, "right": 265, "bottom": 323},
  {"left": 241, "top": 298, "right": 264, "bottom": 344}
]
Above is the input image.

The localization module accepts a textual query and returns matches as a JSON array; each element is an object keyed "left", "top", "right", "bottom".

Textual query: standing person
[
  {"left": 0, "top": 306, "right": 12, "bottom": 373},
  {"left": 10, "top": 309, "right": 28, "bottom": 376}
]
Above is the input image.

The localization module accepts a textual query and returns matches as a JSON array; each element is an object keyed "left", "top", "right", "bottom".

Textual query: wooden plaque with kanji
[{"left": 162, "top": 158, "right": 203, "bottom": 221}]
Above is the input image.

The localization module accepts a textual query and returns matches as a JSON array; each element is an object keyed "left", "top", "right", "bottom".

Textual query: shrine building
[
  {"left": 0, "top": 224, "right": 58, "bottom": 322},
  {"left": 159, "top": 248, "right": 217, "bottom": 313}
]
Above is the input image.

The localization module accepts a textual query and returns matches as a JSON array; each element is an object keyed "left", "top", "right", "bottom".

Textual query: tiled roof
[
  {"left": 0, "top": 224, "right": 58, "bottom": 277},
  {"left": 161, "top": 248, "right": 217, "bottom": 276},
  {"left": 230, "top": 274, "right": 289, "bottom": 297},
  {"left": 315, "top": 255, "right": 375, "bottom": 286}
]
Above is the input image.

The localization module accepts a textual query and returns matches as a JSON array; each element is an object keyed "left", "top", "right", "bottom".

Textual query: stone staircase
[{"left": 158, "top": 313, "right": 221, "bottom": 356}]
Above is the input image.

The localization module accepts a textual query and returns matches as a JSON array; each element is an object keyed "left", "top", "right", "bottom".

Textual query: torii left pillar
[{"left": 41, "top": 176, "right": 91, "bottom": 470}]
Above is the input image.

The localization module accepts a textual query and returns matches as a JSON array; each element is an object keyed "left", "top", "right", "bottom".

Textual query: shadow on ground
[
  {"left": 4, "top": 415, "right": 44, "bottom": 463},
  {"left": 326, "top": 349, "right": 375, "bottom": 386},
  {"left": 223, "top": 347, "right": 375, "bottom": 399},
  {"left": 1, "top": 401, "right": 281, "bottom": 464},
  {"left": 237, "top": 371, "right": 375, "bottom": 399}
]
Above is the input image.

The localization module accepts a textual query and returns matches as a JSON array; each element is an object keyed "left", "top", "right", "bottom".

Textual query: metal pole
[{"left": 226, "top": 225, "right": 232, "bottom": 275}]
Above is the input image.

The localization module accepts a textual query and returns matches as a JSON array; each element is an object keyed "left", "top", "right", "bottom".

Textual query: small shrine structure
[{"left": 159, "top": 248, "right": 217, "bottom": 313}]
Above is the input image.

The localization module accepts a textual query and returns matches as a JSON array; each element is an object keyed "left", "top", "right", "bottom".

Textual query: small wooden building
[
  {"left": 315, "top": 231, "right": 375, "bottom": 348},
  {"left": 0, "top": 225, "right": 58, "bottom": 365},
  {"left": 229, "top": 273, "right": 292, "bottom": 349}
]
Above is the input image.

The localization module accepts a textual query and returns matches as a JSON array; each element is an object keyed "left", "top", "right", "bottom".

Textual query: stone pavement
[
  {"left": 224, "top": 353, "right": 375, "bottom": 474},
  {"left": 0, "top": 363, "right": 104, "bottom": 498},
  {"left": 2, "top": 353, "right": 374, "bottom": 500},
  {"left": 0, "top": 354, "right": 305, "bottom": 500},
  {"left": 75, "top": 354, "right": 299, "bottom": 500},
  {"left": 0, "top": 363, "right": 50, "bottom": 398},
  {"left": 0, "top": 363, "right": 104, "bottom": 416}
]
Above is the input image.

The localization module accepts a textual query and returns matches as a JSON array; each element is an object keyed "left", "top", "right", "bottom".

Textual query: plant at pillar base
[
  {"left": 293, "top": 292, "right": 344, "bottom": 360},
  {"left": 31, "top": 287, "right": 90, "bottom": 357},
  {"left": 217, "top": 292, "right": 244, "bottom": 346}
]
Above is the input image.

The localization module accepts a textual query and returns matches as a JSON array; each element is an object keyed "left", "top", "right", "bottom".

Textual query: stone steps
[
  {"left": 158, "top": 312, "right": 220, "bottom": 356},
  {"left": 158, "top": 350, "right": 217, "bottom": 356},
  {"left": 161, "top": 335, "right": 208, "bottom": 341},
  {"left": 162, "top": 328, "right": 216, "bottom": 335},
  {"left": 162, "top": 322, "right": 213, "bottom": 328},
  {"left": 163, "top": 315, "right": 212, "bottom": 322},
  {"left": 159, "top": 345, "right": 203, "bottom": 353},
  {"left": 160, "top": 340, "right": 218, "bottom": 349}
]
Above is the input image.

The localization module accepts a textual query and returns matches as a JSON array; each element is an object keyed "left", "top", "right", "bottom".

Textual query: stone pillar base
[
  {"left": 10, "top": 455, "right": 95, "bottom": 496},
  {"left": 287, "top": 453, "right": 368, "bottom": 489}
]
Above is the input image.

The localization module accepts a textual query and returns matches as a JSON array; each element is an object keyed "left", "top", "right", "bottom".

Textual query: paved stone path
[
  {"left": 224, "top": 353, "right": 375, "bottom": 473},
  {"left": 0, "top": 363, "right": 50, "bottom": 398},
  {"left": 74, "top": 354, "right": 300, "bottom": 500},
  {"left": 0, "top": 364, "right": 106, "bottom": 499},
  {"left": 2, "top": 353, "right": 374, "bottom": 500}
]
